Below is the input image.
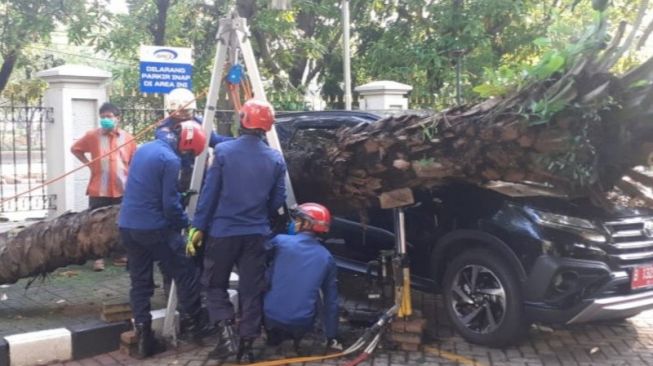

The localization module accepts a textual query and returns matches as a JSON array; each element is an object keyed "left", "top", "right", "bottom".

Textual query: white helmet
[{"left": 166, "top": 88, "right": 197, "bottom": 111}]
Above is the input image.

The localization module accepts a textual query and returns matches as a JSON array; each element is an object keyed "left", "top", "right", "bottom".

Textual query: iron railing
[{"left": 0, "top": 100, "right": 54, "bottom": 213}]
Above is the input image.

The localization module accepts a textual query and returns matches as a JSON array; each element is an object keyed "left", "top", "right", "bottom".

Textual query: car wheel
[{"left": 442, "top": 248, "right": 528, "bottom": 347}]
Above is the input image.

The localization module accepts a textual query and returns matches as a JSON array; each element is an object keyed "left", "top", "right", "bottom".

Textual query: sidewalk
[{"left": 0, "top": 263, "right": 166, "bottom": 338}]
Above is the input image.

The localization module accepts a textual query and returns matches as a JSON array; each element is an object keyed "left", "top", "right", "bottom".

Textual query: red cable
[
  {"left": 0, "top": 93, "right": 206, "bottom": 206},
  {"left": 341, "top": 352, "right": 370, "bottom": 366}
]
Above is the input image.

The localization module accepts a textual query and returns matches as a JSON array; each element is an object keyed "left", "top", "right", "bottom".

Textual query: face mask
[{"left": 100, "top": 117, "right": 115, "bottom": 130}]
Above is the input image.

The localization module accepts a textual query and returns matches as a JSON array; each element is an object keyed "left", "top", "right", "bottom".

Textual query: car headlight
[{"left": 526, "top": 208, "right": 607, "bottom": 243}]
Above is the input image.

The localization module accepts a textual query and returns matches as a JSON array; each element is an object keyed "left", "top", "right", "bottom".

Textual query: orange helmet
[
  {"left": 296, "top": 203, "right": 331, "bottom": 233},
  {"left": 240, "top": 99, "right": 275, "bottom": 131},
  {"left": 177, "top": 121, "right": 207, "bottom": 157}
]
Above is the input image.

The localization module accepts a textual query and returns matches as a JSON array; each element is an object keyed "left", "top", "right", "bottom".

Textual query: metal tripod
[{"left": 162, "top": 11, "right": 298, "bottom": 344}]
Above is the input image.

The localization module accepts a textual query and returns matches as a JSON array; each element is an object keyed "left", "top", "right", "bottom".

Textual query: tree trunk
[
  {"left": 0, "top": 206, "right": 119, "bottom": 285},
  {"left": 152, "top": 0, "right": 170, "bottom": 46},
  {"left": 0, "top": 50, "right": 19, "bottom": 95}
]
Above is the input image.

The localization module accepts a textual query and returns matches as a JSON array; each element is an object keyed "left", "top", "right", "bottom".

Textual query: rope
[{"left": 0, "top": 93, "right": 206, "bottom": 207}]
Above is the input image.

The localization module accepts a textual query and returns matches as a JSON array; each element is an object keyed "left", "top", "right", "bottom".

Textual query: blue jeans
[{"left": 120, "top": 228, "right": 201, "bottom": 325}]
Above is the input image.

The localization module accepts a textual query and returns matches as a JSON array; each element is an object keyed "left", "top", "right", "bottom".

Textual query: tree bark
[
  {"left": 151, "top": 0, "right": 171, "bottom": 46},
  {"left": 0, "top": 206, "right": 119, "bottom": 285},
  {"left": 0, "top": 50, "right": 19, "bottom": 95}
]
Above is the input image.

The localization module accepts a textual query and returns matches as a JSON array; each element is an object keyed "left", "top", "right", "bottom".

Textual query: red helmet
[
  {"left": 240, "top": 99, "right": 275, "bottom": 131},
  {"left": 296, "top": 203, "right": 331, "bottom": 233},
  {"left": 177, "top": 121, "right": 207, "bottom": 156}
]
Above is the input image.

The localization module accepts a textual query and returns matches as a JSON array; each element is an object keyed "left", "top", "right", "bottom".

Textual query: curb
[
  {"left": 0, "top": 321, "right": 132, "bottom": 366},
  {"left": 1, "top": 274, "right": 240, "bottom": 366},
  {"left": 0, "top": 310, "right": 173, "bottom": 366},
  {"left": 0, "top": 288, "right": 238, "bottom": 366}
]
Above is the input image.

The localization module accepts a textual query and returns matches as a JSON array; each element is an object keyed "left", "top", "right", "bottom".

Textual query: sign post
[{"left": 139, "top": 46, "right": 193, "bottom": 94}]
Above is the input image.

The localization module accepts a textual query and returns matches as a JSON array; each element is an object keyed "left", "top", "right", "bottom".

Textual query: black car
[{"left": 275, "top": 111, "right": 653, "bottom": 347}]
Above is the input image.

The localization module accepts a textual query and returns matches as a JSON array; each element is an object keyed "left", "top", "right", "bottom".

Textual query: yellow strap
[{"left": 239, "top": 351, "right": 346, "bottom": 366}]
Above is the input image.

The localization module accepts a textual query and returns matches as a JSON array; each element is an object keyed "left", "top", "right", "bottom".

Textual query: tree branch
[
  {"left": 637, "top": 16, "right": 653, "bottom": 50},
  {"left": 598, "top": 0, "right": 649, "bottom": 71}
]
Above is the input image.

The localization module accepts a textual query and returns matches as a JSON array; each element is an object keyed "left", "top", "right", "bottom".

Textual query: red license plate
[{"left": 631, "top": 265, "right": 653, "bottom": 289}]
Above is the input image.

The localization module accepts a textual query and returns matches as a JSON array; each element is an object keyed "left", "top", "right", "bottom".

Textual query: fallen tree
[
  {"left": 0, "top": 206, "right": 119, "bottom": 285},
  {"left": 3, "top": 8, "right": 653, "bottom": 284}
]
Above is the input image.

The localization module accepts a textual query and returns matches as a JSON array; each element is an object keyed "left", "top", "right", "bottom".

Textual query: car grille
[{"left": 604, "top": 217, "right": 653, "bottom": 268}]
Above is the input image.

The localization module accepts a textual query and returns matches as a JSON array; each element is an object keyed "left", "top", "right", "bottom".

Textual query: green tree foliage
[
  {"left": 7, "top": 0, "right": 652, "bottom": 111},
  {"left": 0, "top": 0, "right": 109, "bottom": 95}
]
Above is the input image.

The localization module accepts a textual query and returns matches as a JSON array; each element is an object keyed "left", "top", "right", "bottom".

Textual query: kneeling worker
[
  {"left": 264, "top": 203, "right": 342, "bottom": 352},
  {"left": 118, "top": 121, "right": 212, "bottom": 358}
]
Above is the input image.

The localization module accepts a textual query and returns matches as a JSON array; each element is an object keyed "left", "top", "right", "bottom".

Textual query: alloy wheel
[{"left": 449, "top": 264, "right": 507, "bottom": 334}]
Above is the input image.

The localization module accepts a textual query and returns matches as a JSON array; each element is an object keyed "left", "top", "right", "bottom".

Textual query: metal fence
[{"left": 0, "top": 101, "right": 54, "bottom": 213}]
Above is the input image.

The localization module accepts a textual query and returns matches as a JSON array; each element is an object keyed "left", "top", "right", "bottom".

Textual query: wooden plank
[{"left": 379, "top": 188, "right": 415, "bottom": 209}]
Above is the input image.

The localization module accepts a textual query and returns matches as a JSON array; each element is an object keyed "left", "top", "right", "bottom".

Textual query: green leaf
[
  {"left": 472, "top": 84, "right": 508, "bottom": 97},
  {"left": 532, "top": 53, "right": 566, "bottom": 79},
  {"left": 629, "top": 80, "right": 650, "bottom": 89}
]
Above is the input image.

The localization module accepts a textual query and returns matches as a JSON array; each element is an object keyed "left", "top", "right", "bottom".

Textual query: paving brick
[{"left": 389, "top": 332, "right": 422, "bottom": 345}]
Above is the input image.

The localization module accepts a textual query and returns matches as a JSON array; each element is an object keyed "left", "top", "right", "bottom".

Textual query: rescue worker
[
  {"left": 118, "top": 121, "right": 212, "bottom": 359},
  {"left": 156, "top": 87, "right": 232, "bottom": 192},
  {"left": 264, "top": 203, "right": 341, "bottom": 353},
  {"left": 71, "top": 102, "right": 136, "bottom": 271},
  {"left": 187, "top": 99, "right": 286, "bottom": 363},
  {"left": 156, "top": 88, "right": 233, "bottom": 295}
]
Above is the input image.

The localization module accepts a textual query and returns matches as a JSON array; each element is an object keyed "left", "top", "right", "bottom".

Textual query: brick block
[
  {"left": 404, "top": 317, "right": 427, "bottom": 333},
  {"left": 119, "top": 342, "right": 139, "bottom": 358},
  {"left": 120, "top": 330, "right": 137, "bottom": 345},
  {"left": 390, "top": 320, "right": 406, "bottom": 333},
  {"left": 101, "top": 300, "right": 131, "bottom": 315},
  {"left": 69, "top": 321, "right": 131, "bottom": 360},
  {"left": 101, "top": 310, "right": 133, "bottom": 323},
  {"left": 399, "top": 342, "right": 420, "bottom": 352},
  {"left": 389, "top": 332, "right": 422, "bottom": 345}
]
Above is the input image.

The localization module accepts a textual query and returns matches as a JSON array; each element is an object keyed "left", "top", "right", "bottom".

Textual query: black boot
[
  {"left": 134, "top": 323, "right": 166, "bottom": 359},
  {"left": 237, "top": 338, "right": 255, "bottom": 364},
  {"left": 208, "top": 320, "right": 238, "bottom": 360},
  {"left": 182, "top": 309, "right": 217, "bottom": 343}
]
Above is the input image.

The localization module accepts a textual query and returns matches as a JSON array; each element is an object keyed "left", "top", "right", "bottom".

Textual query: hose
[{"left": 244, "top": 304, "right": 399, "bottom": 366}]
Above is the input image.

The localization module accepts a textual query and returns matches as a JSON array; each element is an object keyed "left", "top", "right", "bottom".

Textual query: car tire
[{"left": 442, "top": 248, "right": 528, "bottom": 347}]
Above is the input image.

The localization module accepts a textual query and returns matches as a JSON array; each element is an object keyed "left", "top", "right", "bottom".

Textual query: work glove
[
  {"left": 185, "top": 227, "right": 204, "bottom": 257},
  {"left": 326, "top": 338, "right": 343, "bottom": 352}
]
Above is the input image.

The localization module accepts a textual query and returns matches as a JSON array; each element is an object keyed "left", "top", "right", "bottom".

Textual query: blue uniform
[
  {"left": 264, "top": 233, "right": 339, "bottom": 339},
  {"left": 118, "top": 139, "right": 188, "bottom": 230},
  {"left": 118, "top": 139, "right": 201, "bottom": 325},
  {"left": 193, "top": 133, "right": 287, "bottom": 339},
  {"left": 192, "top": 134, "right": 286, "bottom": 238}
]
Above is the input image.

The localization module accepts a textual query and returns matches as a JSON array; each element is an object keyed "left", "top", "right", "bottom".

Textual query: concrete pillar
[
  {"left": 354, "top": 80, "right": 413, "bottom": 111},
  {"left": 36, "top": 65, "right": 112, "bottom": 217}
]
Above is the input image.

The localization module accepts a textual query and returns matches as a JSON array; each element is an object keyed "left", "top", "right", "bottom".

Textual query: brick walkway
[
  {"left": 53, "top": 308, "right": 653, "bottom": 366},
  {"left": 3, "top": 263, "right": 653, "bottom": 365},
  {"left": 0, "top": 263, "right": 165, "bottom": 338}
]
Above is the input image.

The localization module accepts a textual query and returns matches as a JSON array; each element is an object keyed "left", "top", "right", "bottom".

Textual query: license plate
[{"left": 631, "top": 265, "right": 653, "bottom": 289}]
